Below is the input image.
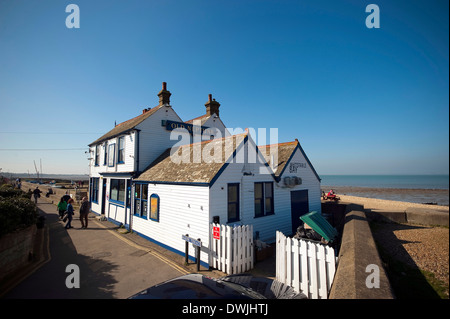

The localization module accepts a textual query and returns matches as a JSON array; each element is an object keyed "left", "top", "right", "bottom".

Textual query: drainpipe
[{"left": 135, "top": 129, "right": 141, "bottom": 173}]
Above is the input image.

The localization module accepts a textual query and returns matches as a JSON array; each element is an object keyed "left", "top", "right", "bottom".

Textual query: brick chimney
[
  {"left": 157, "top": 82, "right": 171, "bottom": 106},
  {"left": 205, "top": 94, "right": 220, "bottom": 117}
]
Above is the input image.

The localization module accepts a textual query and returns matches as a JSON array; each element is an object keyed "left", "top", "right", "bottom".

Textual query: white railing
[
  {"left": 210, "top": 224, "right": 254, "bottom": 275},
  {"left": 276, "top": 231, "right": 337, "bottom": 299}
]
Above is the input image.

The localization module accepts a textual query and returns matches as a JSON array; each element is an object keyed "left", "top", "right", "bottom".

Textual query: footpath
[{"left": 1, "top": 199, "right": 230, "bottom": 299}]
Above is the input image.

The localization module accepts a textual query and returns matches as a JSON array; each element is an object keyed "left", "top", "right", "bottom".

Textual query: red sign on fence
[{"left": 213, "top": 226, "right": 220, "bottom": 240}]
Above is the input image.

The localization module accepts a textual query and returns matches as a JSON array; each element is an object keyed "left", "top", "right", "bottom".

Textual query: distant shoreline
[
  {"left": 322, "top": 185, "right": 449, "bottom": 206},
  {"left": 1, "top": 173, "right": 89, "bottom": 181}
]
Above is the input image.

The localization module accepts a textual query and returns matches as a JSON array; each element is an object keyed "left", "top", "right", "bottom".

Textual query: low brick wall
[
  {"left": 329, "top": 210, "right": 395, "bottom": 299},
  {"left": 0, "top": 225, "right": 37, "bottom": 283}
]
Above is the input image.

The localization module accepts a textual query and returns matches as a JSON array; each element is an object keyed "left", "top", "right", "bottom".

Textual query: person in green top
[{"left": 57, "top": 197, "right": 68, "bottom": 219}]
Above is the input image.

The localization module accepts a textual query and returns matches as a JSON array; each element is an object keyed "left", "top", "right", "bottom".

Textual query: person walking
[
  {"left": 57, "top": 197, "right": 68, "bottom": 219},
  {"left": 79, "top": 196, "right": 90, "bottom": 229},
  {"left": 65, "top": 198, "right": 74, "bottom": 229},
  {"left": 32, "top": 187, "right": 42, "bottom": 204}
]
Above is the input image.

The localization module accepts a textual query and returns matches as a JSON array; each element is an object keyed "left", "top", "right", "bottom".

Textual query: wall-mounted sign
[
  {"left": 162, "top": 120, "right": 215, "bottom": 136},
  {"left": 289, "top": 162, "right": 306, "bottom": 173}
]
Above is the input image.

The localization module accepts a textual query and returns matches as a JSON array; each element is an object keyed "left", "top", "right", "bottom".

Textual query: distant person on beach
[
  {"left": 33, "top": 187, "right": 42, "bottom": 204},
  {"left": 79, "top": 196, "right": 91, "bottom": 229},
  {"left": 65, "top": 198, "right": 74, "bottom": 229},
  {"left": 57, "top": 196, "right": 68, "bottom": 219}
]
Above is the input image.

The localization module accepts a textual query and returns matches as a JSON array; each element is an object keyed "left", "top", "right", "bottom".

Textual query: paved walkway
[{"left": 2, "top": 200, "right": 227, "bottom": 299}]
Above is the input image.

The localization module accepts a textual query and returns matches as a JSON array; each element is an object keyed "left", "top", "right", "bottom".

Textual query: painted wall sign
[
  {"left": 289, "top": 162, "right": 306, "bottom": 173},
  {"left": 162, "top": 120, "right": 215, "bottom": 136}
]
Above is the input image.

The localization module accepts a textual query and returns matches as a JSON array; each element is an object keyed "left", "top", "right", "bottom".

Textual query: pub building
[{"left": 88, "top": 82, "right": 321, "bottom": 268}]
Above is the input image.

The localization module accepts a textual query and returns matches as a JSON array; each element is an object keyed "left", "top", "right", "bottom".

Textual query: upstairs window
[
  {"left": 108, "top": 144, "right": 115, "bottom": 167},
  {"left": 118, "top": 136, "right": 125, "bottom": 164},
  {"left": 103, "top": 143, "right": 108, "bottom": 165},
  {"left": 95, "top": 145, "right": 100, "bottom": 166}
]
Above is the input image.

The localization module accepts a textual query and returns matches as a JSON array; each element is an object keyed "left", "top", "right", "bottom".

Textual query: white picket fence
[
  {"left": 210, "top": 223, "right": 254, "bottom": 275},
  {"left": 276, "top": 231, "right": 337, "bottom": 299}
]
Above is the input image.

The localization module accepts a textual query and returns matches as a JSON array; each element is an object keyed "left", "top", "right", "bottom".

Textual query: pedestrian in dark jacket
[
  {"left": 79, "top": 197, "right": 90, "bottom": 229},
  {"left": 65, "top": 198, "right": 74, "bottom": 229},
  {"left": 33, "top": 187, "right": 42, "bottom": 204}
]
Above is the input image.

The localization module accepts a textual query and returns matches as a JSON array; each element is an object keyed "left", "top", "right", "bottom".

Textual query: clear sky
[{"left": 0, "top": 0, "right": 448, "bottom": 176}]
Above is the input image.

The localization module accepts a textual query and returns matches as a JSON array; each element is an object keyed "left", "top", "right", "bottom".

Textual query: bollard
[
  {"left": 185, "top": 234, "right": 189, "bottom": 265},
  {"left": 196, "top": 238, "right": 201, "bottom": 271}
]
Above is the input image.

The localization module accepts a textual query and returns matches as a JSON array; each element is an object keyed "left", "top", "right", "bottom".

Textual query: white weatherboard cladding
[
  {"left": 209, "top": 140, "right": 321, "bottom": 243},
  {"left": 88, "top": 132, "right": 136, "bottom": 175},
  {"left": 200, "top": 115, "right": 229, "bottom": 138},
  {"left": 131, "top": 183, "right": 211, "bottom": 265},
  {"left": 136, "top": 107, "right": 188, "bottom": 172},
  {"left": 280, "top": 148, "right": 322, "bottom": 215}
]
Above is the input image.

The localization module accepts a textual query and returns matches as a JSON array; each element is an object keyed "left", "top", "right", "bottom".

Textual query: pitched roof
[
  {"left": 258, "top": 140, "right": 321, "bottom": 181},
  {"left": 88, "top": 105, "right": 163, "bottom": 146},
  {"left": 258, "top": 141, "right": 299, "bottom": 178},
  {"left": 184, "top": 114, "right": 211, "bottom": 125},
  {"left": 135, "top": 133, "right": 247, "bottom": 185}
]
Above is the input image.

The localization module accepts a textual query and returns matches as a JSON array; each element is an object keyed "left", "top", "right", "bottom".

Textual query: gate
[
  {"left": 276, "top": 231, "right": 337, "bottom": 299},
  {"left": 210, "top": 223, "right": 254, "bottom": 275}
]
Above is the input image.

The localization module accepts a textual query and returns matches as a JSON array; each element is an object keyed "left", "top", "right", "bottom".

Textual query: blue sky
[{"left": 0, "top": 0, "right": 448, "bottom": 176}]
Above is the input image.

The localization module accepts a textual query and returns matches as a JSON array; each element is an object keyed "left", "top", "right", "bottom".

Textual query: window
[
  {"left": 227, "top": 183, "right": 240, "bottom": 223},
  {"left": 103, "top": 143, "right": 108, "bottom": 165},
  {"left": 254, "top": 182, "right": 274, "bottom": 217},
  {"left": 150, "top": 194, "right": 160, "bottom": 222},
  {"left": 118, "top": 137, "right": 125, "bottom": 164},
  {"left": 108, "top": 144, "right": 115, "bottom": 167},
  {"left": 134, "top": 183, "right": 148, "bottom": 218},
  {"left": 90, "top": 178, "right": 99, "bottom": 203},
  {"left": 95, "top": 145, "right": 100, "bottom": 166},
  {"left": 110, "top": 179, "right": 126, "bottom": 204}
]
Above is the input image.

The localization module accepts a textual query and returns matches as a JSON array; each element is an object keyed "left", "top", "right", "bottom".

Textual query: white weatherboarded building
[{"left": 88, "top": 83, "right": 321, "bottom": 268}]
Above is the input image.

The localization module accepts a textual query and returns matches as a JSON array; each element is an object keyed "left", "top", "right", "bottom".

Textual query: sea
[{"left": 320, "top": 175, "right": 449, "bottom": 206}]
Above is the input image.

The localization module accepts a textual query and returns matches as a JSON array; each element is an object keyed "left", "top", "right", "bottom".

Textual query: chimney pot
[
  {"left": 205, "top": 93, "right": 220, "bottom": 117},
  {"left": 158, "top": 82, "right": 171, "bottom": 106}
]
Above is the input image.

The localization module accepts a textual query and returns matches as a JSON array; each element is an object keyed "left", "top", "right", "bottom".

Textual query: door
[
  {"left": 290, "top": 190, "right": 309, "bottom": 234},
  {"left": 101, "top": 179, "right": 107, "bottom": 216}
]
